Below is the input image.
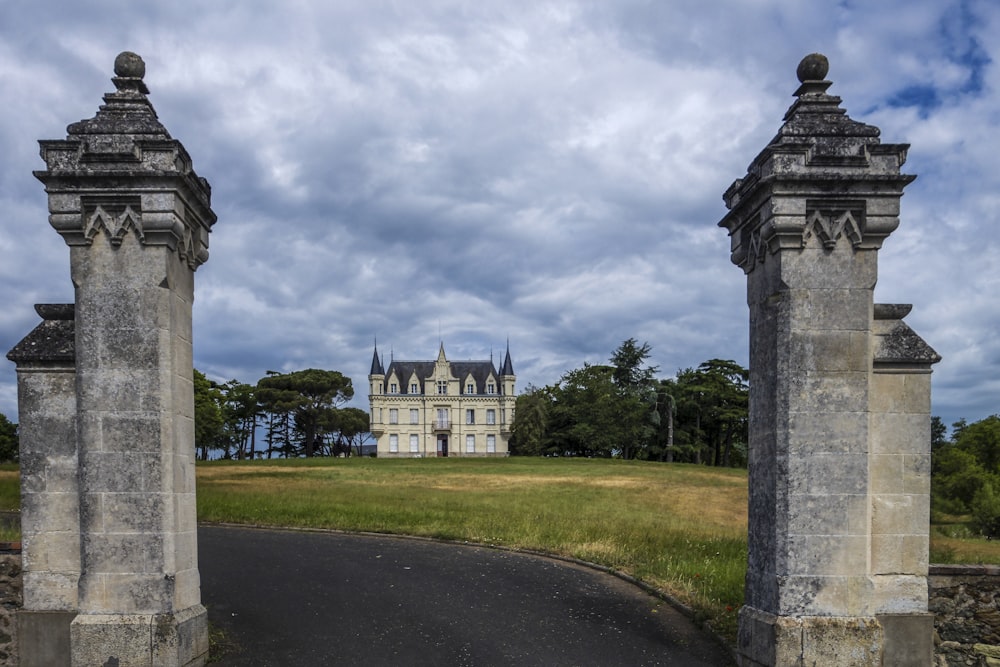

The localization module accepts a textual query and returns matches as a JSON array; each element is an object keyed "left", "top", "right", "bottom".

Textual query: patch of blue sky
[
  {"left": 942, "top": 0, "right": 991, "bottom": 94},
  {"left": 884, "top": 1, "right": 990, "bottom": 116},
  {"left": 887, "top": 85, "right": 941, "bottom": 113}
]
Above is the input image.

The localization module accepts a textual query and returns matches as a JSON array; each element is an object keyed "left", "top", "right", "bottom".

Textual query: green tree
[
  {"left": 971, "top": 480, "right": 1000, "bottom": 539},
  {"left": 610, "top": 338, "right": 658, "bottom": 390},
  {"left": 0, "top": 413, "right": 17, "bottom": 463},
  {"left": 932, "top": 446, "right": 989, "bottom": 513},
  {"left": 193, "top": 369, "right": 226, "bottom": 461},
  {"left": 659, "top": 373, "right": 706, "bottom": 463},
  {"left": 257, "top": 369, "right": 353, "bottom": 457},
  {"left": 672, "top": 360, "right": 748, "bottom": 467},
  {"left": 222, "top": 380, "right": 260, "bottom": 460},
  {"left": 257, "top": 371, "right": 298, "bottom": 458},
  {"left": 333, "top": 407, "right": 371, "bottom": 456},
  {"left": 510, "top": 385, "right": 550, "bottom": 456},
  {"left": 609, "top": 339, "right": 659, "bottom": 460},
  {"left": 932, "top": 414, "right": 1000, "bottom": 515},
  {"left": 931, "top": 416, "right": 949, "bottom": 452},
  {"left": 507, "top": 347, "right": 746, "bottom": 466},
  {"left": 546, "top": 364, "right": 619, "bottom": 457},
  {"left": 954, "top": 415, "right": 1000, "bottom": 472},
  {"left": 972, "top": 475, "right": 1000, "bottom": 539}
]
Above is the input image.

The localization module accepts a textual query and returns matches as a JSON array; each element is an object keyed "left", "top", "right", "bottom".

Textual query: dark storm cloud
[{"left": 0, "top": 0, "right": 998, "bottom": 433}]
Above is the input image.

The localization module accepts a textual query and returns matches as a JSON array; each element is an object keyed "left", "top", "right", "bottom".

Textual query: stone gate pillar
[
  {"left": 29, "top": 51, "right": 216, "bottom": 666},
  {"left": 718, "top": 54, "right": 939, "bottom": 666},
  {"left": 7, "top": 304, "right": 78, "bottom": 665}
]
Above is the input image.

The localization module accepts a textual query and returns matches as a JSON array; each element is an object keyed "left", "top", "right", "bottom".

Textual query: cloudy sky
[{"left": 0, "top": 0, "right": 997, "bottom": 432}]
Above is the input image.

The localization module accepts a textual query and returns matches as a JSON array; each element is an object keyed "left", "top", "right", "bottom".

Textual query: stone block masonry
[
  {"left": 8, "top": 52, "right": 216, "bottom": 666},
  {"left": 929, "top": 565, "right": 1000, "bottom": 666},
  {"left": 719, "top": 54, "right": 940, "bottom": 666}
]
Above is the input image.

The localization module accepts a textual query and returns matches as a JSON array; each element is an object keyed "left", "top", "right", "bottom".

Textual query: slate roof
[
  {"left": 373, "top": 343, "right": 515, "bottom": 395},
  {"left": 501, "top": 347, "right": 514, "bottom": 376},
  {"left": 450, "top": 361, "right": 500, "bottom": 394},
  {"left": 383, "top": 359, "right": 498, "bottom": 395},
  {"left": 384, "top": 361, "right": 435, "bottom": 394},
  {"left": 370, "top": 347, "right": 385, "bottom": 375}
]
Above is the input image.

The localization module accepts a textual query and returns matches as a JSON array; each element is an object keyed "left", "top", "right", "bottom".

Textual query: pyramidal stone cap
[{"left": 34, "top": 49, "right": 217, "bottom": 269}]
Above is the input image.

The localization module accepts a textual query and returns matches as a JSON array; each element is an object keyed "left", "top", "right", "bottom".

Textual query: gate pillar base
[
  {"left": 19, "top": 610, "right": 74, "bottom": 667},
  {"left": 879, "top": 613, "right": 934, "bottom": 667},
  {"left": 70, "top": 604, "right": 208, "bottom": 667},
  {"left": 737, "top": 607, "right": 886, "bottom": 666}
]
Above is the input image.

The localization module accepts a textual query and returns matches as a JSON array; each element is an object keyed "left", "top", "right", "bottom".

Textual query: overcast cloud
[{"left": 1, "top": 0, "right": 997, "bottom": 431}]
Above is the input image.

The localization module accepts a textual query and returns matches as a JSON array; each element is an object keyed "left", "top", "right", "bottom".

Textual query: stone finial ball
[
  {"left": 114, "top": 51, "right": 145, "bottom": 79},
  {"left": 796, "top": 53, "right": 829, "bottom": 83}
]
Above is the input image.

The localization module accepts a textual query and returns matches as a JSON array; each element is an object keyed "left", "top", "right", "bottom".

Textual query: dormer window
[
  {"left": 410, "top": 383, "right": 418, "bottom": 394},
  {"left": 390, "top": 383, "right": 397, "bottom": 393},
  {"left": 437, "top": 381, "right": 448, "bottom": 395},
  {"left": 487, "top": 383, "right": 495, "bottom": 394},
  {"left": 466, "top": 383, "right": 474, "bottom": 394}
]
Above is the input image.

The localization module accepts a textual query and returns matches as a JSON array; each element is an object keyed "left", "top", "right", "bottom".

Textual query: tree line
[
  {"left": 0, "top": 413, "right": 16, "bottom": 463},
  {"left": 932, "top": 414, "right": 1000, "bottom": 537},
  {"left": 509, "top": 339, "right": 750, "bottom": 466},
  {"left": 194, "top": 368, "right": 371, "bottom": 460},
  {"left": 0, "top": 368, "right": 369, "bottom": 463}
]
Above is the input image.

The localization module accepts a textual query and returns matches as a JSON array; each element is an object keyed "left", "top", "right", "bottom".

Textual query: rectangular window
[
  {"left": 437, "top": 381, "right": 447, "bottom": 395},
  {"left": 466, "top": 383, "right": 474, "bottom": 394},
  {"left": 390, "top": 383, "right": 397, "bottom": 393},
  {"left": 466, "top": 434, "right": 475, "bottom": 453},
  {"left": 436, "top": 408, "right": 449, "bottom": 429},
  {"left": 389, "top": 434, "right": 398, "bottom": 453},
  {"left": 411, "top": 383, "right": 418, "bottom": 394},
  {"left": 487, "top": 383, "right": 495, "bottom": 394},
  {"left": 466, "top": 409, "right": 475, "bottom": 425},
  {"left": 389, "top": 408, "right": 398, "bottom": 424},
  {"left": 409, "top": 434, "right": 419, "bottom": 452},
  {"left": 487, "top": 435, "right": 496, "bottom": 453},
  {"left": 410, "top": 409, "right": 419, "bottom": 424},
  {"left": 486, "top": 409, "right": 496, "bottom": 425}
]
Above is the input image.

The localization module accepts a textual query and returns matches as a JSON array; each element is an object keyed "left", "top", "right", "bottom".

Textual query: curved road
[{"left": 199, "top": 525, "right": 735, "bottom": 666}]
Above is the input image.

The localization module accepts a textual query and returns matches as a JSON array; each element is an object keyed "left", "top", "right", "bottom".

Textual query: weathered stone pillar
[
  {"left": 7, "top": 304, "right": 78, "bottom": 666},
  {"left": 31, "top": 51, "right": 216, "bottom": 666},
  {"left": 718, "top": 54, "right": 939, "bottom": 666}
]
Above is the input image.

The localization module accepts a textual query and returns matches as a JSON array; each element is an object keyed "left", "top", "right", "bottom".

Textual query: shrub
[
  {"left": 971, "top": 480, "right": 1000, "bottom": 539},
  {"left": 933, "top": 446, "right": 991, "bottom": 512}
]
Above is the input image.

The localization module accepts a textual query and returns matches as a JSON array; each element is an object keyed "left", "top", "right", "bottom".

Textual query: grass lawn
[
  {"left": 0, "top": 457, "right": 998, "bottom": 642},
  {"left": 930, "top": 513, "right": 1000, "bottom": 564}
]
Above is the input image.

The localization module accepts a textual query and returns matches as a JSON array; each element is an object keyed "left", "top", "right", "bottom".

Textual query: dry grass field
[{"left": 0, "top": 458, "right": 997, "bottom": 640}]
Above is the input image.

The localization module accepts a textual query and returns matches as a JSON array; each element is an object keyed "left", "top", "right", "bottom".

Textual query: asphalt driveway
[{"left": 199, "top": 525, "right": 735, "bottom": 666}]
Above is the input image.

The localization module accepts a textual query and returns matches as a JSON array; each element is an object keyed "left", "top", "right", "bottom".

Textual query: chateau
[{"left": 369, "top": 343, "right": 515, "bottom": 457}]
